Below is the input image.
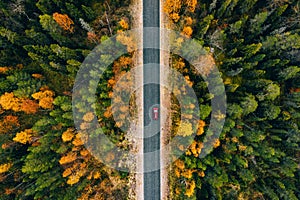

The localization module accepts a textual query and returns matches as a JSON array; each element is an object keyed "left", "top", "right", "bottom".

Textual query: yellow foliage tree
[
  {"left": 181, "top": 26, "right": 193, "bottom": 38},
  {"left": 185, "top": 180, "right": 196, "bottom": 197},
  {"left": 0, "top": 115, "right": 19, "bottom": 134},
  {"left": 62, "top": 128, "right": 75, "bottom": 142},
  {"left": 176, "top": 121, "right": 193, "bottom": 136},
  {"left": 119, "top": 19, "right": 129, "bottom": 29},
  {"left": 59, "top": 152, "right": 77, "bottom": 165},
  {"left": 0, "top": 92, "right": 21, "bottom": 111},
  {"left": 13, "top": 129, "right": 34, "bottom": 144},
  {"left": 0, "top": 163, "right": 12, "bottom": 174},
  {"left": 32, "top": 89, "right": 55, "bottom": 109}
]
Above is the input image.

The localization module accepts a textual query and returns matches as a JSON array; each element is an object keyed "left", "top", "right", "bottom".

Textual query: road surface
[{"left": 143, "top": 0, "right": 160, "bottom": 199}]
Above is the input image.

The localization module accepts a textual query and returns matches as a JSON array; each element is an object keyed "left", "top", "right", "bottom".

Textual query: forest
[{"left": 0, "top": 0, "right": 299, "bottom": 199}]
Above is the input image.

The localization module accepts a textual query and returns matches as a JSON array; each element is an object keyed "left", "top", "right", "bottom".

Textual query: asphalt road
[{"left": 143, "top": 0, "right": 160, "bottom": 199}]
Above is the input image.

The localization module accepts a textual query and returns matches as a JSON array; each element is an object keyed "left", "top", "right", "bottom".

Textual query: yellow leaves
[
  {"left": 185, "top": 0, "right": 197, "bottom": 12},
  {"left": 238, "top": 145, "right": 247, "bottom": 151},
  {"left": 107, "top": 79, "right": 116, "bottom": 87},
  {"left": 185, "top": 17, "right": 193, "bottom": 25},
  {"left": 66, "top": 167, "right": 86, "bottom": 185},
  {"left": 67, "top": 174, "right": 80, "bottom": 185},
  {"left": 32, "top": 73, "right": 43, "bottom": 79},
  {"left": 80, "top": 149, "right": 89, "bottom": 157},
  {"left": 181, "top": 169, "right": 194, "bottom": 179},
  {"left": 104, "top": 106, "right": 113, "bottom": 118},
  {"left": 13, "top": 129, "right": 34, "bottom": 144},
  {"left": 185, "top": 180, "right": 196, "bottom": 197},
  {"left": 0, "top": 115, "right": 19, "bottom": 134},
  {"left": 62, "top": 168, "right": 72, "bottom": 177},
  {"left": 174, "top": 159, "right": 185, "bottom": 170},
  {"left": 119, "top": 56, "right": 132, "bottom": 67},
  {"left": 176, "top": 121, "right": 193, "bottom": 136},
  {"left": 93, "top": 171, "right": 101, "bottom": 179},
  {"left": 184, "top": 75, "right": 193, "bottom": 87},
  {"left": 119, "top": 19, "right": 129, "bottom": 29},
  {"left": 186, "top": 140, "right": 203, "bottom": 157},
  {"left": 0, "top": 93, "right": 39, "bottom": 114},
  {"left": 59, "top": 152, "right": 77, "bottom": 165},
  {"left": 197, "top": 120, "right": 205, "bottom": 135},
  {"left": 175, "top": 168, "right": 181, "bottom": 177},
  {"left": 231, "top": 137, "right": 239, "bottom": 143},
  {"left": 213, "top": 139, "right": 220, "bottom": 148},
  {"left": 83, "top": 112, "right": 95, "bottom": 122},
  {"left": 170, "top": 13, "right": 180, "bottom": 22},
  {"left": 0, "top": 163, "right": 12, "bottom": 174},
  {"left": 116, "top": 32, "right": 136, "bottom": 52},
  {"left": 163, "top": 0, "right": 182, "bottom": 15},
  {"left": 181, "top": 26, "right": 193, "bottom": 38},
  {"left": 197, "top": 170, "right": 205, "bottom": 177},
  {"left": 0, "top": 92, "right": 21, "bottom": 111},
  {"left": 32, "top": 89, "right": 55, "bottom": 110},
  {"left": 72, "top": 134, "right": 84, "bottom": 146},
  {"left": 53, "top": 12, "right": 74, "bottom": 33},
  {"left": 62, "top": 128, "right": 75, "bottom": 142}
]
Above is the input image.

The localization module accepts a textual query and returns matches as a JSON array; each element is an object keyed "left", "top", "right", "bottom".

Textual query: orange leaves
[
  {"left": 116, "top": 32, "right": 136, "bottom": 52},
  {"left": 0, "top": 115, "right": 19, "bottom": 134},
  {"left": 185, "top": 0, "right": 197, "bottom": 12},
  {"left": 0, "top": 67, "right": 10, "bottom": 74},
  {"left": 186, "top": 140, "right": 203, "bottom": 157},
  {"left": 170, "top": 13, "right": 180, "bottom": 22},
  {"left": 32, "top": 89, "right": 55, "bottom": 109},
  {"left": 185, "top": 180, "right": 196, "bottom": 197},
  {"left": 59, "top": 152, "right": 77, "bottom": 165},
  {"left": 61, "top": 128, "right": 75, "bottom": 142},
  {"left": 119, "top": 19, "right": 129, "bottom": 29},
  {"left": 213, "top": 139, "right": 220, "bottom": 148},
  {"left": 185, "top": 17, "right": 193, "bottom": 25},
  {"left": 197, "top": 120, "right": 205, "bottom": 135},
  {"left": 0, "top": 92, "right": 39, "bottom": 114},
  {"left": 103, "top": 106, "right": 113, "bottom": 118},
  {"left": 0, "top": 92, "right": 20, "bottom": 111},
  {"left": 72, "top": 134, "right": 84, "bottom": 146},
  {"left": 62, "top": 168, "right": 72, "bottom": 178},
  {"left": 13, "top": 129, "right": 34, "bottom": 144},
  {"left": 181, "top": 26, "right": 193, "bottom": 38},
  {"left": 163, "top": 0, "right": 182, "bottom": 15},
  {"left": 53, "top": 12, "right": 74, "bottom": 33},
  {"left": 31, "top": 73, "right": 43, "bottom": 79},
  {"left": 61, "top": 162, "right": 88, "bottom": 185},
  {"left": 0, "top": 163, "right": 12, "bottom": 174},
  {"left": 93, "top": 171, "right": 101, "bottom": 179},
  {"left": 87, "top": 31, "right": 98, "bottom": 43},
  {"left": 164, "top": 0, "right": 197, "bottom": 23},
  {"left": 20, "top": 99, "right": 39, "bottom": 114},
  {"left": 67, "top": 173, "right": 81, "bottom": 185},
  {"left": 174, "top": 159, "right": 185, "bottom": 170}
]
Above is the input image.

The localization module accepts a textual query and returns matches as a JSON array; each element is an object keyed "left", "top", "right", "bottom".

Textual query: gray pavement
[{"left": 143, "top": 0, "right": 161, "bottom": 199}]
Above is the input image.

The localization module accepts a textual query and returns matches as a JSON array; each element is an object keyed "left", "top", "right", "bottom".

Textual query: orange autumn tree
[
  {"left": 0, "top": 92, "right": 39, "bottom": 114},
  {"left": 32, "top": 88, "right": 55, "bottom": 109},
  {"left": 53, "top": 12, "right": 75, "bottom": 33},
  {"left": 13, "top": 129, "right": 35, "bottom": 144},
  {"left": 0, "top": 115, "right": 19, "bottom": 134}
]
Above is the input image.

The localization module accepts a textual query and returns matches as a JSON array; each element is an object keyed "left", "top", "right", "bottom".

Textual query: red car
[{"left": 152, "top": 107, "right": 159, "bottom": 120}]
